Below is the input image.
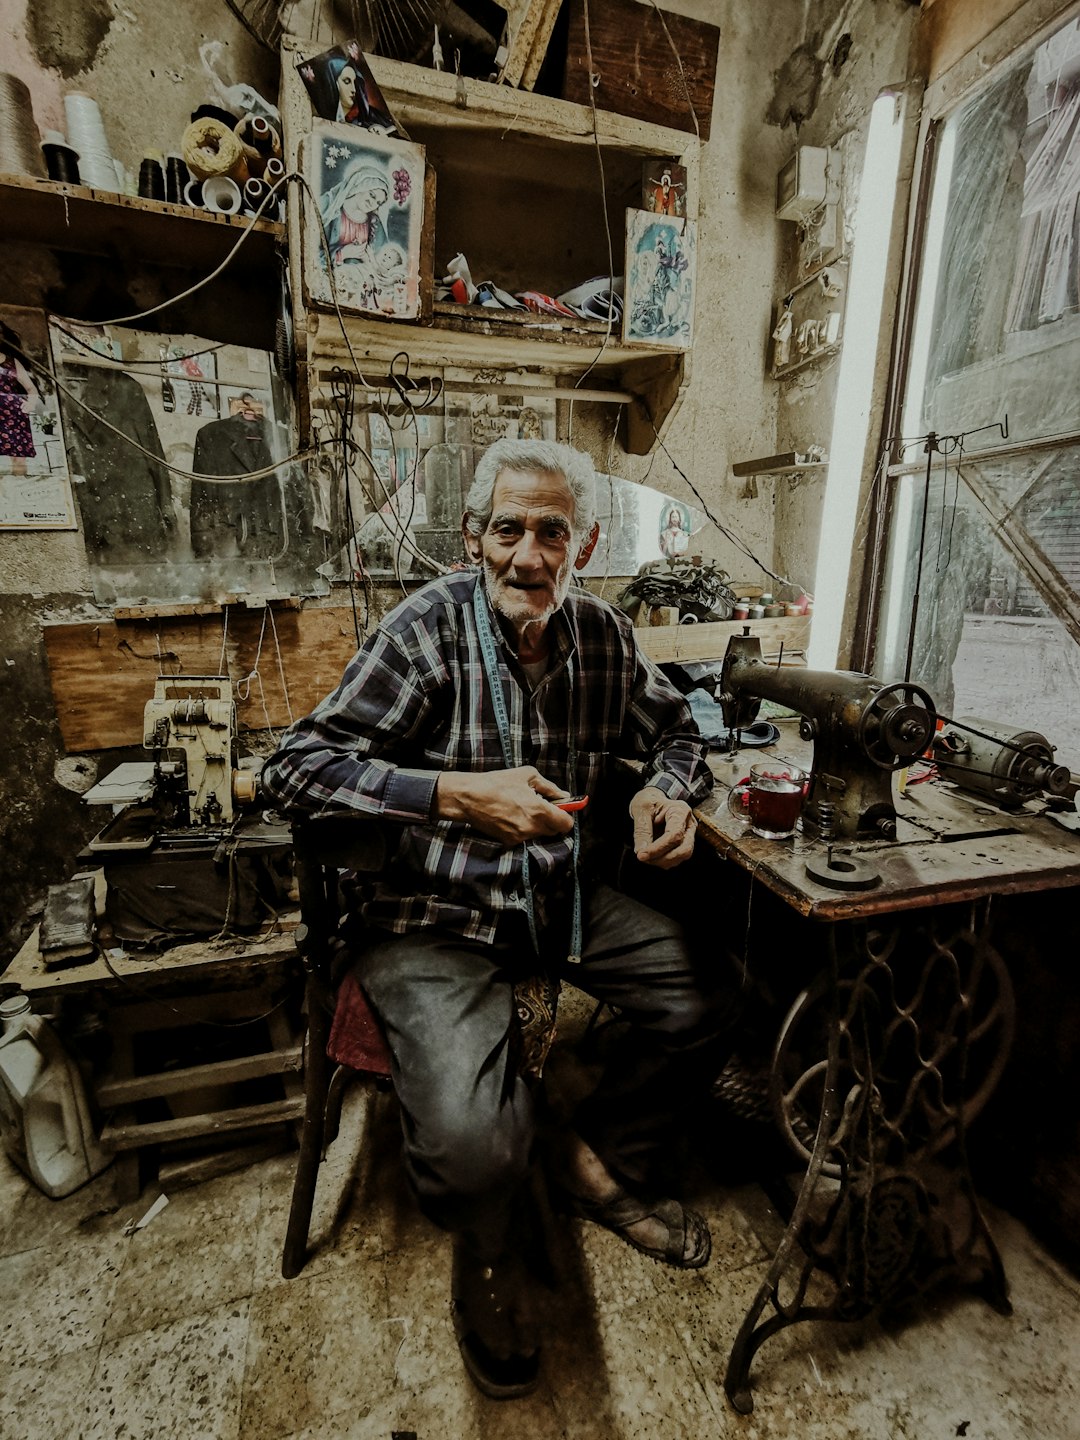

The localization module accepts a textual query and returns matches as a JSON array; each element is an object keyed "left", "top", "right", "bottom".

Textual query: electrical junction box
[{"left": 776, "top": 146, "right": 839, "bottom": 221}]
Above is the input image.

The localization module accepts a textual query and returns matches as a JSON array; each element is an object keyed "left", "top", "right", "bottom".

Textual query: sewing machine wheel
[
  {"left": 771, "top": 918, "right": 1014, "bottom": 1179},
  {"left": 857, "top": 682, "right": 937, "bottom": 769}
]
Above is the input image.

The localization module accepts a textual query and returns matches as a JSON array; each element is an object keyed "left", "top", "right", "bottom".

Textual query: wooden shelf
[
  {"left": 635, "top": 615, "right": 811, "bottom": 665},
  {"left": 282, "top": 40, "right": 699, "bottom": 454},
  {"left": 0, "top": 172, "right": 285, "bottom": 277}
]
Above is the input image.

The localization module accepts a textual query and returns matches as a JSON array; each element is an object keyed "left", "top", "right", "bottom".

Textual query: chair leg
[{"left": 282, "top": 982, "right": 332, "bottom": 1279}]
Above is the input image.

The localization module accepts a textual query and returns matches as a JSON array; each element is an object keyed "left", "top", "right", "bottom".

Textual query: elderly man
[{"left": 262, "top": 438, "right": 733, "bottom": 1399}]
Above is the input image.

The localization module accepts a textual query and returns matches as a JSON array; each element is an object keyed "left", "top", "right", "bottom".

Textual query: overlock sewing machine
[
  {"left": 141, "top": 676, "right": 259, "bottom": 829},
  {"left": 84, "top": 677, "right": 286, "bottom": 942}
]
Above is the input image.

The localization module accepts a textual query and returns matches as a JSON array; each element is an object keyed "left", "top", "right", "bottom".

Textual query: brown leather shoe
[{"left": 451, "top": 1238, "right": 540, "bottom": 1399}]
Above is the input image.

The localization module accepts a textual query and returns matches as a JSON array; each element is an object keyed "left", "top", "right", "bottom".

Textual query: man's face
[{"left": 466, "top": 468, "right": 588, "bottom": 639}]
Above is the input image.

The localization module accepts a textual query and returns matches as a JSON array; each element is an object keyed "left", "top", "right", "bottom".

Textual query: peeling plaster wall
[
  {"left": 769, "top": 0, "right": 918, "bottom": 604},
  {"left": 572, "top": 0, "right": 807, "bottom": 595}
]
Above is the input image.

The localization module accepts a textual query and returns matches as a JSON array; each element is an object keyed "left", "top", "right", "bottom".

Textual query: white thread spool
[{"left": 201, "top": 174, "right": 242, "bottom": 215}]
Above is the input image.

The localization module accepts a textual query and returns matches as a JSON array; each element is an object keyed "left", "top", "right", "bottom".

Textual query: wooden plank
[
  {"left": 6, "top": 920, "right": 298, "bottom": 998},
  {"left": 561, "top": 0, "right": 720, "bottom": 140},
  {"left": 101, "top": 1097, "right": 305, "bottom": 1150},
  {"left": 157, "top": 1134, "right": 292, "bottom": 1190},
  {"left": 636, "top": 617, "right": 811, "bottom": 665},
  {"left": 500, "top": 0, "right": 562, "bottom": 90},
  {"left": 96, "top": 1045, "right": 303, "bottom": 1106},
  {"left": 44, "top": 607, "right": 361, "bottom": 752}
]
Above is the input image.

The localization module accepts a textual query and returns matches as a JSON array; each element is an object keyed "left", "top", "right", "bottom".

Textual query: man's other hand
[
  {"left": 435, "top": 766, "right": 576, "bottom": 846},
  {"left": 629, "top": 786, "right": 697, "bottom": 869}
]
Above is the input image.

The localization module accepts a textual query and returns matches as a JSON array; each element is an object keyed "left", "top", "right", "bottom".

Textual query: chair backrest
[{"left": 291, "top": 813, "right": 387, "bottom": 977}]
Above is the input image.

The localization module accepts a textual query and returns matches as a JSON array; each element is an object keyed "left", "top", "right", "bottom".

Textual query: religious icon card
[
  {"left": 623, "top": 210, "right": 697, "bottom": 350},
  {"left": 295, "top": 42, "right": 403, "bottom": 137},
  {"left": 303, "top": 120, "right": 426, "bottom": 320}
]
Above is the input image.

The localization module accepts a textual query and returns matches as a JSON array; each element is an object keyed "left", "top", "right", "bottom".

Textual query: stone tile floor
[{"left": 2, "top": 1066, "right": 1079, "bottom": 1440}]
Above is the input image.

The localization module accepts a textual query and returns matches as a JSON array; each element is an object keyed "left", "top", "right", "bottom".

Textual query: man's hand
[
  {"left": 435, "top": 766, "right": 575, "bottom": 847},
  {"left": 629, "top": 786, "right": 697, "bottom": 869}
]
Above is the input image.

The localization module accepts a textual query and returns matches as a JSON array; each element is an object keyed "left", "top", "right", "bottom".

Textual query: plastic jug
[{"left": 0, "top": 994, "right": 112, "bottom": 1197}]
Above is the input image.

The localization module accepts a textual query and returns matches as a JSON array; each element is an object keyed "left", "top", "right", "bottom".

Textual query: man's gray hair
[{"left": 464, "top": 438, "right": 598, "bottom": 540}]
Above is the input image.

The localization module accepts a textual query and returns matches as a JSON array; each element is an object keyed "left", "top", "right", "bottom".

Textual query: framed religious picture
[
  {"left": 641, "top": 159, "right": 688, "bottom": 218},
  {"left": 295, "top": 42, "right": 402, "bottom": 137},
  {"left": 50, "top": 322, "right": 331, "bottom": 607},
  {"left": 623, "top": 210, "right": 697, "bottom": 350},
  {"left": 0, "top": 306, "right": 75, "bottom": 530},
  {"left": 303, "top": 120, "right": 426, "bottom": 320}
]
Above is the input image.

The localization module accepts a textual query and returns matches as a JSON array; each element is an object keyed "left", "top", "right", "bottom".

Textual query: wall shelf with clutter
[
  {"left": 0, "top": 173, "right": 284, "bottom": 277},
  {"left": 731, "top": 450, "right": 828, "bottom": 478},
  {"left": 280, "top": 37, "right": 702, "bottom": 453},
  {"left": 770, "top": 257, "right": 848, "bottom": 380}
]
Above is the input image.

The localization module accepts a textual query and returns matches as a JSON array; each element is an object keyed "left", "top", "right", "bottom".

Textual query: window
[{"left": 873, "top": 14, "right": 1080, "bottom": 770}]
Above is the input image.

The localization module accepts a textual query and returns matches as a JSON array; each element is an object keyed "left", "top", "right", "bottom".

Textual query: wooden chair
[
  {"left": 281, "top": 813, "right": 390, "bottom": 1279},
  {"left": 280, "top": 811, "right": 564, "bottom": 1285}
]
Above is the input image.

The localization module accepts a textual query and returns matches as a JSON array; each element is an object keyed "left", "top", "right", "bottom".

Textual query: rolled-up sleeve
[
  {"left": 260, "top": 628, "right": 439, "bottom": 820},
  {"left": 625, "top": 647, "right": 713, "bottom": 805}
]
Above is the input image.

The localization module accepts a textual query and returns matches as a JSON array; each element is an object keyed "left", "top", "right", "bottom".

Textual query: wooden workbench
[
  {"left": 696, "top": 724, "right": 1080, "bottom": 920},
  {"left": 693, "top": 721, "right": 1080, "bottom": 1412},
  {"left": 5, "top": 913, "right": 304, "bottom": 1198}
]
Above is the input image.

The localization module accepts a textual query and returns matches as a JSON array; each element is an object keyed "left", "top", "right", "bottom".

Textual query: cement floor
[{"left": 2, "top": 1052, "right": 1079, "bottom": 1440}]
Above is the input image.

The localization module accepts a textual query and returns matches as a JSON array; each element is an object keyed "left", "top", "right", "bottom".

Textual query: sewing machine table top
[{"left": 696, "top": 724, "right": 1080, "bottom": 920}]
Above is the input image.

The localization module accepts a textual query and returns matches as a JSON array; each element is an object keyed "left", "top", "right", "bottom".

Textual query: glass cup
[{"left": 727, "top": 763, "right": 807, "bottom": 839}]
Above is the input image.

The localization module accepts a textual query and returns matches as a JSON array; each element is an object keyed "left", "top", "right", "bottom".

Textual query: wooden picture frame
[
  {"left": 622, "top": 209, "right": 697, "bottom": 350},
  {"left": 303, "top": 120, "right": 426, "bottom": 321}
]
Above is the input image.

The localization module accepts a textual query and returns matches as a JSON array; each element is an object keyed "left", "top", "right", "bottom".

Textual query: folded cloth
[
  {"left": 515, "top": 290, "right": 577, "bottom": 317},
  {"left": 557, "top": 275, "right": 625, "bottom": 321},
  {"left": 476, "top": 281, "right": 528, "bottom": 310}
]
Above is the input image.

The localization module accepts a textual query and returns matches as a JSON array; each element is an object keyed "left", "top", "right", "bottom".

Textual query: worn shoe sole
[{"left": 451, "top": 1301, "right": 541, "bottom": 1400}]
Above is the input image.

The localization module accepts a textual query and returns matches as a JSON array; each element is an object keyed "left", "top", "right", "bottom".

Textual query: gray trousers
[{"left": 357, "top": 883, "right": 733, "bottom": 1259}]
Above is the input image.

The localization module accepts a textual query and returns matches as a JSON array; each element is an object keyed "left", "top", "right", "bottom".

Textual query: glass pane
[
  {"left": 876, "top": 442, "right": 1080, "bottom": 770},
  {"left": 910, "top": 17, "right": 1080, "bottom": 450}
]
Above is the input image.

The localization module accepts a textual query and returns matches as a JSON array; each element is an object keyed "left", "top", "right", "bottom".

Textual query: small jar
[
  {"left": 748, "top": 603, "right": 765, "bottom": 619},
  {"left": 758, "top": 592, "right": 774, "bottom": 607},
  {"left": 784, "top": 602, "right": 802, "bottom": 617},
  {"left": 763, "top": 603, "right": 783, "bottom": 618},
  {"left": 733, "top": 598, "right": 750, "bottom": 620}
]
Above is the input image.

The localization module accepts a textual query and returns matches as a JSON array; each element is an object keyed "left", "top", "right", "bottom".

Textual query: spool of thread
[
  {"left": 183, "top": 177, "right": 204, "bottom": 208},
  {"left": 0, "top": 72, "right": 47, "bottom": 178},
  {"left": 165, "top": 153, "right": 189, "bottom": 205},
  {"left": 201, "top": 174, "right": 242, "bottom": 215},
  {"left": 264, "top": 155, "right": 285, "bottom": 183},
  {"left": 63, "top": 91, "right": 117, "bottom": 192},
  {"left": 182, "top": 116, "right": 246, "bottom": 182},
  {"left": 138, "top": 155, "right": 165, "bottom": 201},
  {"left": 248, "top": 115, "right": 280, "bottom": 156},
  {"left": 41, "top": 139, "right": 80, "bottom": 184},
  {"left": 243, "top": 176, "right": 268, "bottom": 214}
]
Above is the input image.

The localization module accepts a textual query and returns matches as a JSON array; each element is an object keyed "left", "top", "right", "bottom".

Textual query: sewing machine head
[
  {"left": 143, "top": 676, "right": 258, "bottom": 829},
  {"left": 717, "top": 633, "right": 938, "bottom": 842}
]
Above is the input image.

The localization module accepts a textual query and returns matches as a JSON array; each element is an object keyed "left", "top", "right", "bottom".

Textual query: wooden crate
[{"left": 561, "top": 0, "right": 720, "bottom": 140}]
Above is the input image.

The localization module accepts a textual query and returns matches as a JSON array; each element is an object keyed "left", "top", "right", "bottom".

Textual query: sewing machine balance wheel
[{"left": 857, "top": 681, "right": 937, "bottom": 769}]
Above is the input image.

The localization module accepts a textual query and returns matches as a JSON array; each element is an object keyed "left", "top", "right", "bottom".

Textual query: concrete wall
[{"left": 770, "top": 0, "right": 919, "bottom": 613}]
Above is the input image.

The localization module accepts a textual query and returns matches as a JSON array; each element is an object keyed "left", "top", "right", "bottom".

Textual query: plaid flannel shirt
[{"left": 261, "top": 570, "right": 712, "bottom": 944}]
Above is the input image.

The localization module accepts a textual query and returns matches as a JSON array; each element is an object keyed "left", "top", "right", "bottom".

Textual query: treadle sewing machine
[
  {"left": 84, "top": 677, "right": 288, "bottom": 942},
  {"left": 715, "top": 629, "right": 1074, "bottom": 889},
  {"left": 695, "top": 633, "right": 1080, "bottom": 1412}
]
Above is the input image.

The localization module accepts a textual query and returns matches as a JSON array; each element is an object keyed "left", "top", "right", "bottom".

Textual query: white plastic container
[{"left": 0, "top": 994, "right": 112, "bottom": 1197}]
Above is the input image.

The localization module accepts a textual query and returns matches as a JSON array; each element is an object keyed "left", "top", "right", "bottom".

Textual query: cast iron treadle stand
[{"left": 724, "top": 900, "right": 1015, "bottom": 1413}]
